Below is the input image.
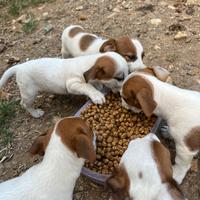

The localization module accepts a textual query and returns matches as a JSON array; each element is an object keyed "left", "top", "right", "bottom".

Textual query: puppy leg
[
  {"left": 173, "top": 143, "right": 194, "bottom": 184},
  {"left": 66, "top": 79, "right": 105, "bottom": 104},
  {"left": 18, "top": 84, "right": 44, "bottom": 118}
]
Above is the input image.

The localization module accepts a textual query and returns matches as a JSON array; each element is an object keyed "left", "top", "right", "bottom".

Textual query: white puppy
[
  {"left": 107, "top": 134, "right": 185, "bottom": 200},
  {"left": 61, "top": 25, "right": 145, "bottom": 72},
  {"left": 0, "top": 117, "right": 96, "bottom": 200},
  {"left": 0, "top": 52, "right": 128, "bottom": 118},
  {"left": 121, "top": 72, "right": 200, "bottom": 184}
]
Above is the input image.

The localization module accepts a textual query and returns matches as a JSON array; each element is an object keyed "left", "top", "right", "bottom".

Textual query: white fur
[
  {"left": 0, "top": 127, "right": 85, "bottom": 200},
  {"left": 0, "top": 52, "right": 128, "bottom": 118},
  {"left": 122, "top": 73, "right": 200, "bottom": 184},
  {"left": 61, "top": 25, "right": 145, "bottom": 72},
  {"left": 119, "top": 134, "right": 182, "bottom": 200}
]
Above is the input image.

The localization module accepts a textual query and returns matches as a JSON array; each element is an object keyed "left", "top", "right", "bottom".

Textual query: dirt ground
[{"left": 0, "top": 0, "right": 200, "bottom": 199}]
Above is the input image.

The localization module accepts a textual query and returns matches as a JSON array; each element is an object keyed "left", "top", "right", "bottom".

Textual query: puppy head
[
  {"left": 121, "top": 75, "right": 157, "bottom": 117},
  {"left": 106, "top": 165, "right": 131, "bottom": 200},
  {"left": 84, "top": 53, "right": 128, "bottom": 92},
  {"left": 99, "top": 37, "right": 145, "bottom": 72},
  {"left": 29, "top": 117, "right": 96, "bottom": 163}
]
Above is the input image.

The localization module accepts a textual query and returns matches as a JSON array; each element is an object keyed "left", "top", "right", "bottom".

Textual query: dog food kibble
[{"left": 80, "top": 93, "right": 156, "bottom": 175}]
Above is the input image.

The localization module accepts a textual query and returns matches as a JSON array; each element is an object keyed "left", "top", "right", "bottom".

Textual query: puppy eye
[
  {"left": 142, "top": 52, "right": 145, "bottom": 59},
  {"left": 125, "top": 55, "right": 137, "bottom": 62},
  {"left": 114, "top": 74, "right": 124, "bottom": 81}
]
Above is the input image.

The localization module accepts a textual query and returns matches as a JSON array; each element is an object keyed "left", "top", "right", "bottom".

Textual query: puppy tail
[{"left": 0, "top": 66, "right": 17, "bottom": 89}]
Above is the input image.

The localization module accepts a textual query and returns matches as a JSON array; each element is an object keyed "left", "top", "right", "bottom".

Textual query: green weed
[
  {"left": 8, "top": 0, "right": 53, "bottom": 17},
  {"left": 0, "top": 99, "right": 19, "bottom": 146},
  {"left": 22, "top": 18, "right": 38, "bottom": 33}
]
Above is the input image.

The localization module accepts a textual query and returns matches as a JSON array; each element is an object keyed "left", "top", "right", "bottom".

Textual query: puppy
[
  {"left": 61, "top": 25, "right": 145, "bottom": 72},
  {"left": 121, "top": 71, "right": 200, "bottom": 184},
  {"left": 107, "top": 134, "right": 185, "bottom": 200},
  {"left": 0, "top": 117, "right": 96, "bottom": 200},
  {"left": 0, "top": 52, "right": 128, "bottom": 118}
]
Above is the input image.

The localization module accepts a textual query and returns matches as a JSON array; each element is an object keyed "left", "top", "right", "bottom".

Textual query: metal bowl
[{"left": 75, "top": 100, "right": 162, "bottom": 185}]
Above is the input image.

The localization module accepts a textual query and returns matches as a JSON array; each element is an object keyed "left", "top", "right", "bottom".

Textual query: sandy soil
[{"left": 0, "top": 0, "right": 199, "bottom": 199}]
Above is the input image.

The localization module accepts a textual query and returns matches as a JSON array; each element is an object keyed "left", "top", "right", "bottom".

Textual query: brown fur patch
[
  {"left": 152, "top": 140, "right": 173, "bottom": 182},
  {"left": 100, "top": 36, "right": 137, "bottom": 62},
  {"left": 69, "top": 26, "right": 84, "bottom": 37},
  {"left": 56, "top": 117, "right": 96, "bottom": 163},
  {"left": 29, "top": 128, "right": 53, "bottom": 156},
  {"left": 152, "top": 141, "right": 184, "bottom": 200},
  {"left": 83, "top": 56, "right": 116, "bottom": 82},
  {"left": 185, "top": 126, "right": 200, "bottom": 151},
  {"left": 107, "top": 165, "right": 130, "bottom": 200},
  {"left": 122, "top": 75, "right": 157, "bottom": 117},
  {"left": 80, "top": 34, "right": 96, "bottom": 51}
]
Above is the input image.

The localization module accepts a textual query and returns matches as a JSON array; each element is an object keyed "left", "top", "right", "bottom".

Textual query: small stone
[
  {"left": 168, "top": 5, "right": 176, "bottom": 10},
  {"left": 6, "top": 56, "right": 20, "bottom": 65},
  {"left": 150, "top": 18, "right": 161, "bottom": 26},
  {"left": 174, "top": 31, "right": 188, "bottom": 40},
  {"left": 113, "top": 7, "right": 121, "bottom": 13},
  {"left": 79, "top": 15, "right": 87, "bottom": 21},
  {"left": 107, "top": 12, "right": 117, "bottom": 19},
  {"left": 154, "top": 45, "right": 161, "bottom": 50},
  {"left": 185, "top": 38, "right": 192, "bottom": 43},
  {"left": 42, "top": 12, "right": 49, "bottom": 20},
  {"left": 76, "top": 6, "right": 83, "bottom": 11},
  {"left": 180, "top": 16, "right": 192, "bottom": 21}
]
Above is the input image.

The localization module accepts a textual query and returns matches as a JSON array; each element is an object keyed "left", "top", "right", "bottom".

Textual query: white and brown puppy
[
  {"left": 0, "top": 117, "right": 96, "bottom": 200},
  {"left": 121, "top": 71, "right": 200, "bottom": 184},
  {"left": 0, "top": 52, "right": 128, "bottom": 118},
  {"left": 61, "top": 25, "right": 145, "bottom": 72},
  {"left": 107, "top": 134, "right": 185, "bottom": 200}
]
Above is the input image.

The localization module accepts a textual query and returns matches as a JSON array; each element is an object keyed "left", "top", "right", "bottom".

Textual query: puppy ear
[
  {"left": 83, "top": 65, "right": 106, "bottom": 82},
  {"left": 136, "top": 88, "right": 157, "bottom": 117},
  {"left": 99, "top": 39, "right": 117, "bottom": 52},
  {"left": 29, "top": 135, "right": 46, "bottom": 156},
  {"left": 152, "top": 66, "right": 170, "bottom": 82},
  {"left": 107, "top": 176, "right": 124, "bottom": 193},
  {"left": 29, "top": 130, "right": 51, "bottom": 156},
  {"left": 74, "top": 134, "right": 96, "bottom": 163}
]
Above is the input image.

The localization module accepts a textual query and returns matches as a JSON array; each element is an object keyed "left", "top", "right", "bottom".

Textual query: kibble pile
[{"left": 80, "top": 93, "right": 156, "bottom": 175}]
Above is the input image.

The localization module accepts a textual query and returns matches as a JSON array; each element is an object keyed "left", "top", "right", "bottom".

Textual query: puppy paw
[
  {"left": 172, "top": 165, "right": 184, "bottom": 184},
  {"left": 160, "top": 125, "right": 172, "bottom": 139},
  {"left": 30, "top": 109, "right": 45, "bottom": 118},
  {"left": 90, "top": 91, "right": 105, "bottom": 104},
  {"left": 121, "top": 99, "right": 130, "bottom": 109}
]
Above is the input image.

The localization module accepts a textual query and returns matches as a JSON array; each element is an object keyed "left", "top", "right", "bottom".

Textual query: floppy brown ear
[
  {"left": 136, "top": 88, "right": 157, "bottom": 117},
  {"left": 152, "top": 66, "right": 170, "bottom": 82},
  {"left": 99, "top": 39, "right": 117, "bottom": 52},
  {"left": 29, "top": 135, "right": 46, "bottom": 156},
  {"left": 74, "top": 134, "right": 96, "bottom": 163},
  {"left": 29, "top": 130, "right": 51, "bottom": 156},
  {"left": 83, "top": 65, "right": 106, "bottom": 82}
]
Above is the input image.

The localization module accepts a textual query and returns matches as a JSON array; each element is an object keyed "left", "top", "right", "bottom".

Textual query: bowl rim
[{"left": 75, "top": 98, "right": 162, "bottom": 185}]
